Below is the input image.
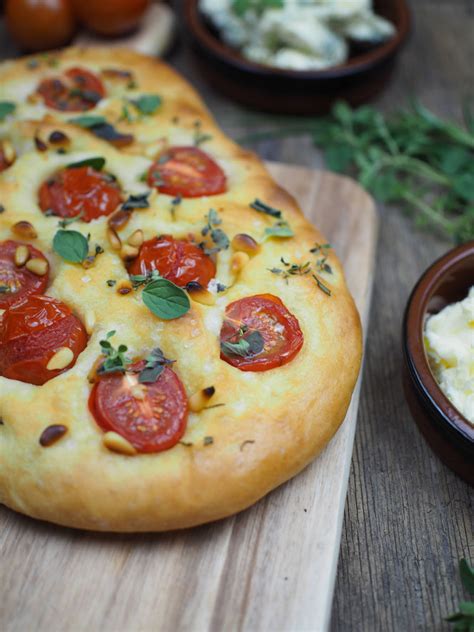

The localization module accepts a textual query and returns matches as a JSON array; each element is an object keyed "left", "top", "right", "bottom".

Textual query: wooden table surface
[{"left": 0, "top": 1, "right": 473, "bottom": 630}]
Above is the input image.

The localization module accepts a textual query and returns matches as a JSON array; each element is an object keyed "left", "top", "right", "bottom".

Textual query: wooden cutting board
[{"left": 0, "top": 163, "right": 378, "bottom": 632}]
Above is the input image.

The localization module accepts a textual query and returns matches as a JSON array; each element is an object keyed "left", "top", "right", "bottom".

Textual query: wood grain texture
[{"left": 0, "top": 164, "right": 377, "bottom": 632}]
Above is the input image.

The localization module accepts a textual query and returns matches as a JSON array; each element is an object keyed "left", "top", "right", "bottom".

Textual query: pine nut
[
  {"left": 25, "top": 257, "right": 48, "bottom": 276},
  {"left": 46, "top": 347, "right": 74, "bottom": 371},
  {"left": 14, "top": 245, "right": 30, "bottom": 267},
  {"left": 231, "top": 233, "right": 261, "bottom": 256},
  {"left": 39, "top": 424, "right": 68, "bottom": 447},
  {"left": 127, "top": 229, "right": 144, "bottom": 247},
  {"left": 231, "top": 251, "right": 250, "bottom": 273},
  {"left": 108, "top": 209, "right": 132, "bottom": 232},
  {"left": 189, "top": 386, "right": 215, "bottom": 412},
  {"left": 12, "top": 221, "right": 37, "bottom": 239},
  {"left": 107, "top": 227, "right": 122, "bottom": 250},
  {"left": 120, "top": 244, "right": 139, "bottom": 261},
  {"left": 188, "top": 286, "right": 216, "bottom": 306},
  {"left": 103, "top": 431, "right": 137, "bottom": 456},
  {"left": 2, "top": 140, "right": 16, "bottom": 166},
  {"left": 117, "top": 280, "right": 133, "bottom": 295},
  {"left": 84, "top": 310, "right": 95, "bottom": 334}
]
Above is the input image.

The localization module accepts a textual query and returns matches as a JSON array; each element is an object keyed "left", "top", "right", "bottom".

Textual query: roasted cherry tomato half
[
  {"left": 147, "top": 147, "right": 227, "bottom": 198},
  {"left": 38, "top": 166, "right": 122, "bottom": 222},
  {"left": 0, "top": 294, "right": 87, "bottom": 385},
  {"left": 37, "top": 67, "right": 105, "bottom": 112},
  {"left": 72, "top": 0, "right": 149, "bottom": 37},
  {"left": 5, "top": 0, "right": 76, "bottom": 53},
  {"left": 0, "top": 240, "right": 49, "bottom": 309},
  {"left": 89, "top": 362, "right": 188, "bottom": 453},
  {"left": 220, "top": 294, "right": 304, "bottom": 372},
  {"left": 128, "top": 235, "right": 216, "bottom": 288}
]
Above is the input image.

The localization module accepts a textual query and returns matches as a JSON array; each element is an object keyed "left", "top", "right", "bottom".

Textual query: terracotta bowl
[
  {"left": 183, "top": 0, "right": 411, "bottom": 114},
  {"left": 402, "top": 242, "right": 474, "bottom": 485}
]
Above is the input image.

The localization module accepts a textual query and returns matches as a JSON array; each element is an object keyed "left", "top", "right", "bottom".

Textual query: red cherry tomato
[
  {"left": 5, "top": 0, "right": 76, "bottom": 53},
  {"left": 147, "top": 147, "right": 227, "bottom": 198},
  {"left": 37, "top": 67, "right": 105, "bottom": 112},
  {"left": 89, "top": 362, "right": 188, "bottom": 453},
  {"left": 0, "top": 294, "right": 87, "bottom": 385},
  {"left": 38, "top": 166, "right": 122, "bottom": 222},
  {"left": 128, "top": 235, "right": 216, "bottom": 288},
  {"left": 0, "top": 240, "right": 49, "bottom": 309},
  {"left": 220, "top": 294, "right": 304, "bottom": 372},
  {"left": 72, "top": 0, "right": 149, "bottom": 37}
]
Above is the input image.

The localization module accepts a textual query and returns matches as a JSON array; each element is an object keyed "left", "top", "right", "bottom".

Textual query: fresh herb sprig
[
  {"left": 138, "top": 347, "right": 174, "bottom": 383},
  {"left": 193, "top": 120, "right": 212, "bottom": 146},
  {"left": 239, "top": 101, "right": 474, "bottom": 242},
  {"left": 98, "top": 331, "right": 131, "bottom": 375},
  {"left": 130, "top": 270, "right": 190, "bottom": 320},
  {"left": 0, "top": 101, "right": 16, "bottom": 122},
  {"left": 232, "top": 0, "right": 283, "bottom": 17},
  {"left": 446, "top": 559, "right": 474, "bottom": 631},
  {"left": 220, "top": 325, "right": 265, "bottom": 358},
  {"left": 269, "top": 248, "right": 333, "bottom": 296},
  {"left": 201, "top": 209, "right": 230, "bottom": 254}
]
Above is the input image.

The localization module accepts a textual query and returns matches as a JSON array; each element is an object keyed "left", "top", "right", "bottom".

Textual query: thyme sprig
[
  {"left": 239, "top": 101, "right": 474, "bottom": 242},
  {"left": 98, "top": 331, "right": 131, "bottom": 375},
  {"left": 269, "top": 255, "right": 332, "bottom": 296},
  {"left": 446, "top": 558, "right": 474, "bottom": 631},
  {"left": 201, "top": 209, "right": 230, "bottom": 254}
]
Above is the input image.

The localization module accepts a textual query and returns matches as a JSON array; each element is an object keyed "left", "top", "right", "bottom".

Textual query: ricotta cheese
[
  {"left": 199, "top": 0, "right": 395, "bottom": 70},
  {"left": 424, "top": 287, "right": 474, "bottom": 424}
]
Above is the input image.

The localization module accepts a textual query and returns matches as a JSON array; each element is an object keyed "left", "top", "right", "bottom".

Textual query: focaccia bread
[{"left": 0, "top": 48, "right": 362, "bottom": 532}]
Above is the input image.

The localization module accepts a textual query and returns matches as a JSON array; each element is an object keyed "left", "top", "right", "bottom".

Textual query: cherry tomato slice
[
  {"left": 0, "top": 240, "right": 49, "bottom": 309},
  {"left": 38, "top": 166, "right": 122, "bottom": 222},
  {"left": 220, "top": 294, "right": 304, "bottom": 372},
  {"left": 89, "top": 362, "right": 188, "bottom": 453},
  {"left": 0, "top": 294, "right": 87, "bottom": 385},
  {"left": 147, "top": 147, "right": 227, "bottom": 198},
  {"left": 128, "top": 235, "right": 216, "bottom": 288},
  {"left": 37, "top": 67, "right": 105, "bottom": 112}
]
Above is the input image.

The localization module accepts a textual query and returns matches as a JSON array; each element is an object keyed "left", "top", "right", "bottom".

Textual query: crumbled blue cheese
[
  {"left": 199, "top": 0, "right": 395, "bottom": 70},
  {"left": 424, "top": 287, "right": 474, "bottom": 424}
]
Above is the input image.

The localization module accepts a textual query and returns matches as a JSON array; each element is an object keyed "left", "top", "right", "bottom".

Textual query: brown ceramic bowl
[
  {"left": 183, "top": 0, "right": 410, "bottom": 114},
  {"left": 402, "top": 242, "right": 474, "bottom": 485}
]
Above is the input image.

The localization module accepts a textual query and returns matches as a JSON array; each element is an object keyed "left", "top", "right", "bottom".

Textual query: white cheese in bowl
[
  {"left": 424, "top": 287, "right": 474, "bottom": 424},
  {"left": 199, "top": 0, "right": 395, "bottom": 71}
]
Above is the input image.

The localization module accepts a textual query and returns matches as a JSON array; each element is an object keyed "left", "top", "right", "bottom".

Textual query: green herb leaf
[
  {"left": 98, "top": 331, "right": 131, "bottom": 375},
  {"left": 238, "top": 101, "right": 474, "bottom": 242},
  {"left": 0, "top": 101, "right": 16, "bottom": 122},
  {"left": 67, "top": 156, "right": 105, "bottom": 171},
  {"left": 57, "top": 211, "right": 84, "bottom": 228},
  {"left": 460, "top": 559, "right": 474, "bottom": 596},
  {"left": 69, "top": 115, "right": 107, "bottom": 128},
  {"left": 193, "top": 120, "right": 213, "bottom": 146},
  {"left": 142, "top": 278, "right": 190, "bottom": 320},
  {"left": 250, "top": 198, "right": 282, "bottom": 218},
  {"left": 262, "top": 220, "right": 294, "bottom": 241},
  {"left": 221, "top": 329, "right": 264, "bottom": 358},
  {"left": 132, "top": 94, "right": 162, "bottom": 115},
  {"left": 121, "top": 192, "right": 150, "bottom": 210},
  {"left": 53, "top": 229, "right": 89, "bottom": 263},
  {"left": 138, "top": 347, "right": 174, "bottom": 383},
  {"left": 201, "top": 209, "right": 230, "bottom": 254}
]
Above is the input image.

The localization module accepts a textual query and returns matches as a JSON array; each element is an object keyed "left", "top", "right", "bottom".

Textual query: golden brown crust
[{"left": 0, "top": 48, "right": 362, "bottom": 531}]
